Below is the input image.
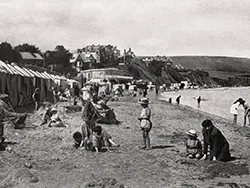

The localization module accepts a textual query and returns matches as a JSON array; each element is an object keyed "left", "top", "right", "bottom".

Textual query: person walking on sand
[
  {"left": 32, "top": 88, "right": 40, "bottom": 111},
  {"left": 237, "top": 98, "right": 250, "bottom": 126},
  {"left": 197, "top": 96, "right": 201, "bottom": 107},
  {"left": 169, "top": 97, "right": 172, "bottom": 104},
  {"left": 200, "top": 119, "right": 231, "bottom": 162},
  {"left": 138, "top": 98, "right": 152, "bottom": 150},
  {"left": 176, "top": 95, "right": 181, "bottom": 105},
  {"left": 230, "top": 98, "right": 241, "bottom": 124},
  {"left": 155, "top": 86, "right": 159, "bottom": 96}
]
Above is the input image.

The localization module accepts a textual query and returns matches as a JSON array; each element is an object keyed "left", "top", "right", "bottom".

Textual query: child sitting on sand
[
  {"left": 73, "top": 131, "right": 82, "bottom": 148},
  {"left": 138, "top": 98, "right": 152, "bottom": 150},
  {"left": 186, "top": 129, "right": 202, "bottom": 159},
  {"left": 83, "top": 125, "right": 120, "bottom": 153}
]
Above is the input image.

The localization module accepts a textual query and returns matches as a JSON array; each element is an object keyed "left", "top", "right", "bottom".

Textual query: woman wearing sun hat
[
  {"left": 138, "top": 97, "right": 152, "bottom": 150},
  {"left": 186, "top": 129, "right": 202, "bottom": 159}
]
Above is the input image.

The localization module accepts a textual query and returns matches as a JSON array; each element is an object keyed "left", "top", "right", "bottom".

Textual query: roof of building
[
  {"left": 70, "top": 52, "right": 99, "bottom": 63},
  {"left": 20, "top": 52, "right": 44, "bottom": 60}
]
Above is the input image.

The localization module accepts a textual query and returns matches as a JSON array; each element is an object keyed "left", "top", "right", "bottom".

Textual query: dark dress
[{"left": 203, "top": 126, "right": 231, "bottom": 161}]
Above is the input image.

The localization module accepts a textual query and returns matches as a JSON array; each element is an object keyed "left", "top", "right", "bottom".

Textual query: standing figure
[
  {"left": 200, "top": 119, "right": 231, "bottom": 162},
  {"left": 168, "top": 97, "right": 172, "bottom": 104},
  {"left": 155, "top": 86, "right": 159, "bottom": 96},
  {"left": 32, "top": 88, "right": 40, "bottom": 111},
  {"left": 143, "top": 87, "right": 148, "bottom": 97},
  {"left": 238, "top": 98, "right": 250, "bottom": 126},
  {"left": 197, "top": 96, "right": 201, "bottom": 107},
  {"left": 52, "top": 87, "right": 58, "bottom": 104},
  {"left": 176, "top": 95, "right": 181, "bottom": 105},
  {"left": 138, "top": 98, "right": 152, "bottom": 150},
  {"left": 0, "top": 94, "right": 27, "bottom": 128},
  {"left": 0, "top": 105, "right": 5, "bottom": 149},
  {"left": 230, "top": 98, "right": 241, "bottom": 124}
]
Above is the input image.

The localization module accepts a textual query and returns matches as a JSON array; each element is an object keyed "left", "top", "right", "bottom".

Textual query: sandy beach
[{"left": 1, "top": 91, "right": 250, "bottom": 188}]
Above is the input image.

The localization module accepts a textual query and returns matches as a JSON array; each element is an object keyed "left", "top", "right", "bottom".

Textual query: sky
[{"left": 1, "top": 0, "right": 250, "bottom": 57}]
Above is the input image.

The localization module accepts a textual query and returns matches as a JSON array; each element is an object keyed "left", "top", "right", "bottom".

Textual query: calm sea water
[{"left": 160, "top": 87, "right": 250, "bottom": 125}]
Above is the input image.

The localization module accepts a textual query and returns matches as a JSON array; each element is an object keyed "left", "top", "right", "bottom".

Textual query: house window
[{"left": 77, "top": 61, "right": 82, "bottom": 67}]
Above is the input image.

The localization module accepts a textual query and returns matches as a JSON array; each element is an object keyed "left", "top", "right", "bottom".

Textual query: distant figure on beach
[
  {"left": 230, "top": 98, "right": 241, "bottom": 124},
  {"left": 52, "top": 87, "right": 58, "bottom": 104},
  {"left": 155, "top": 86, "right": 159, "bottom": 96},
  {"left": 186, "top": 129, "right": 202, "bottom": 159},
  {"left": 176, "top": 95, "right": 181, "bottom": 105},
  {"left": 200, "top": 119, "right": 231, "bottom": 162},
  {"left": 138, "top": 98, "right": 152, "bottom": 150},
  {"left": 237, "top": 98, "right": 250, "bottom": 126},
  {"left": 197, "top": 96, "right": 201, "bottom": 107},
  {"left": 32, "top": 88, "right": 40, "bottom": 111},
  {"left": 143, "top": 87, "right": 148, "bottom": 97},
  {"left": 169, "top": 97, "right": 172, "bottom": 104}
]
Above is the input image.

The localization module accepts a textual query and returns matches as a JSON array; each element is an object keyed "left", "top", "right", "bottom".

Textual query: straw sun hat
[
  {"left": 138, "top": 98, "right": 150, "bottom": 105},
  {"left": 187, "top": 129, "right": 197, "bottom": 137}
]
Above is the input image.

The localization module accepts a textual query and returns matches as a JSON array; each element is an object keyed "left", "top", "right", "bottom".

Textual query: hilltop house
[
  {"left": 141, "top": 56, "right": 173, "bottom": 66},
  {"left": 19, "top": 52, "right": 44, "bottom": 67},
  {"left": 70, "top": 52, "right": 100, "bottom": 72},
  {"left": 79, "top": 68, "right": 133, "bottom": 83}
]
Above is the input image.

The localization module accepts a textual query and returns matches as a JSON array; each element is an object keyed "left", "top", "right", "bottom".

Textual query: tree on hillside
[
  {"left": 14, "top": 43, "right": 42, "bottom": 55},
  {"left": 0, "top": 42, "right": 21, "bottom": 63},
  {"left": 44, "top": 45, "right": 72, "bottom": 74},
  {"left": 99, "top": 45, "right": 120, "bottom": 67}
]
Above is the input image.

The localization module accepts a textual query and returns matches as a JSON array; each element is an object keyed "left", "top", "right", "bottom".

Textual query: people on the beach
[
  {"left": 52, "top": 87, "right": 58, "bottom": 104},
  {"left": 197, "top": 96, "right": 201, "bottom": 107},
  {"left": 83, "top": 125, "right": 119, "bottom": 153},
  {"left": 155, "top": 86, "right": 159, "bottom": 96},
  {"left": 138, "top": 98, "right": 152, "bottom": 150},
  {"left": 79, "top": 100, "right": 102, "bottom": 147},
  {"left": 48, "top": 108, "right": 67, "bottom": 127},
  {"left": 0, "top": 94, "right": 27, "bottom": 128},
  {"left": 169, "top": 97, "right": 172, "bottom": 104},
  {"left": 200, "top": 119, "right": 231, "bottom": 162},
  {"left": 0, "top": 104, "right": 5, "bottom": 149},
  {"left": 73, "top": 131, "right": 82, "bottom": 148},
  {"left": 40, "top": 105, "right": 52, "bottom": 126},
  {"left": 176, "top": 95, "right": 181, "bottom": 105},
  {"left": 237, "top": 98, "right": 250, "bottom": 126},
  {"left": 230, "top": 98, "right": 241, "bottom": 124},
  {"left": 32, "top": 88, "right": 40, "bottom": 111},
  {"left": 143, "top": 87, "right": 148, "bottom": 97},
  {"left": 186, "top": 129, "right": 202, "bottom": 159}
]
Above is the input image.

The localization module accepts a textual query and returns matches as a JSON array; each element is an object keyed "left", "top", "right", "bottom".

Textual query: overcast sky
[{"left": 1, "top": 0, "right": 250, "bottom": 57}]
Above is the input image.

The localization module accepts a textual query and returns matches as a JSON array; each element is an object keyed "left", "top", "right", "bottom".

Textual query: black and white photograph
[{"left": 1, "top": 0, "right": 250, "bottom": 187}]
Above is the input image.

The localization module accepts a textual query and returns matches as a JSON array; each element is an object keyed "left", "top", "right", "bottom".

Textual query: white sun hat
[{"left": 187, "top": 129, "right": 197, "bottom": 137}]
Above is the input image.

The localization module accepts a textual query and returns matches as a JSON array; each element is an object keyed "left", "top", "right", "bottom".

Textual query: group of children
[
  {"left": 71, "top": 94, "right": 231, "bottom": 162},
  {"left": 73, "top": 101, "right": 120, "bottom": 153}
]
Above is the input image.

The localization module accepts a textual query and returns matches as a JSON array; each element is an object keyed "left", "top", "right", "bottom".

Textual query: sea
[{"left": 160, "top": 87, "right": 250, "bottom": 125}]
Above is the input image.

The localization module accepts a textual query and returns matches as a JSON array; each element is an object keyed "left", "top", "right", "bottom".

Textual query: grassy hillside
[
  {"left": 170, "top": 56, "right": 250, "bottom": 79},
  {"left": 119, "top": 58, "right": 218, "bottom": 87}
]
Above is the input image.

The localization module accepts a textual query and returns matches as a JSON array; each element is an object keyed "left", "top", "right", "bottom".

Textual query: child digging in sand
[
  {"left": 186, "top": 129, "right": 202, "bottom": 159},
  {"left": 138, "top": 98, "right": 152, "bottom": 150},
  {"left": 83, "top": 125, "right": 120, "bottom": 153}
]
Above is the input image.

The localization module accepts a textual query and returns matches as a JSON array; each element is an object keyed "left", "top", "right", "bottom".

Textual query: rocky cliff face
[{"left": 119, "top": 58, "right": 218, "bottom": 87}]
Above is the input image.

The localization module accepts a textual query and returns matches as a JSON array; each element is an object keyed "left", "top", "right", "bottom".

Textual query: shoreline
[{"left": 157, "top": 95, "right": 235, "bottom": 127}]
